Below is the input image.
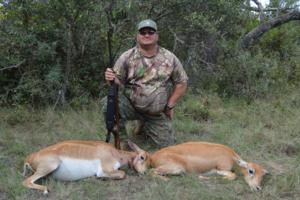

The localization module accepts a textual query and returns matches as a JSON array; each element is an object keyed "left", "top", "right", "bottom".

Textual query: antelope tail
[{"left": 22, "top": 162, "right": 34, "bottom": 177}]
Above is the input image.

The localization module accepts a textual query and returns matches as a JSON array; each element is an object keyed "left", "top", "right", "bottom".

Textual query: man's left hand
[{"left": 164, "top": 108, "right": 174, "bottom": 119}]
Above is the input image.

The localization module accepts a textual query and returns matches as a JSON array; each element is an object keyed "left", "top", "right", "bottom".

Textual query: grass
[{"left": 0, "top": 91, "right": 300, "bottom": 200}]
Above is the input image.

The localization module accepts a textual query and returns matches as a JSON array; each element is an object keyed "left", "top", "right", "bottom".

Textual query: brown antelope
[
  {"left": 22, "top": 140, "right": 136, "bottom": 194},
  {"left": 128, "top": 141, "right": 268, "bottom": 191}
]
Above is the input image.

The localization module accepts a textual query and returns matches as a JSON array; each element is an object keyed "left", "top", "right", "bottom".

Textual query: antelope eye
[
  {"left": 248, "top": 169, "right": 255, "bottom": 175},
  {"left": 140, "top": 156, "right": 145, "bottom": 160}
]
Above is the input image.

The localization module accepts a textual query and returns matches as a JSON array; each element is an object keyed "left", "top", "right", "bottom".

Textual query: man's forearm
[{"left": 167, "top": 82, "right": 187, "bottom": 107}]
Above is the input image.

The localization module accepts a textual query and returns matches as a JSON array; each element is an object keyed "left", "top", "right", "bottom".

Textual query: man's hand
[
  {"left": 164, "top": 106, "right": 174, "bottom": 119},
  {"left": 105, "top": 68, "right": 116, "bottom": 81}
]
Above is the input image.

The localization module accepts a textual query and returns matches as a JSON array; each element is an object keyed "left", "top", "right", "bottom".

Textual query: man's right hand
[{"left": 105, "top": 68, "right": 116, "bottom": 81}]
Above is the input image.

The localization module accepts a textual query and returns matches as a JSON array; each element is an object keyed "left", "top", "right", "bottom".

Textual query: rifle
[
  {"left": 105, "top": 79, "right": 120, "bottom": 149},
  {"left": 105, "top": 24, "right": 120, "bottom": 149}
]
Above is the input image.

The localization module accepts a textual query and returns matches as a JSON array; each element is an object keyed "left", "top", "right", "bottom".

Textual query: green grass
[{"left": 0, "top": 92, "right": 299, "bottom": 200}]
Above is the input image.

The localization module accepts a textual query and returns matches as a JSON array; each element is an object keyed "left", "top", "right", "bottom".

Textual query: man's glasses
[{"left": 139, "top": 30, "right": 156, "bottom": 36}]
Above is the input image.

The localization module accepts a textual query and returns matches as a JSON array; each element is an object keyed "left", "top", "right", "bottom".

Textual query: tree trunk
[
  {"left": 61, "top": 23, "right": 73, "bottom": 105},
  {"left": 240, "top": 11, "right": 300, "bottom": 49}
]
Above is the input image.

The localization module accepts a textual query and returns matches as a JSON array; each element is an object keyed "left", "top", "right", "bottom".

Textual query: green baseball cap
[{"left": 137, "top": 19, "right": 157, "bottom": 31}]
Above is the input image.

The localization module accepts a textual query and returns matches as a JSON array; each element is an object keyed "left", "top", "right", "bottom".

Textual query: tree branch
[
  {"left": 0, "top": 59, "right": 26, "bottom": 71},
  {"left": 242, "top": 5, "right": 294, "bottom": 13},
  {"left": 240, "top": 10, "right": 300, "bottom": 49},
  {"left": 252, "top": 0, "right": 265, "bottom": 21},
  {"left": 168, "top": 27, "right": 184, "bottom": 52}
]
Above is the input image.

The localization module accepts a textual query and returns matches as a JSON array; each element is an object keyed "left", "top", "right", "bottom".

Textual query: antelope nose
[{"left": 256, "top": 186, "right": 262, "bottom": 191}]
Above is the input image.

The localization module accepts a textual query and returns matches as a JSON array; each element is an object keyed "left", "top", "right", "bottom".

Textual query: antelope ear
[
  {"left": 127, "top": 140, "right": 144, "bottom": 153},
  {"left": 237, "top": 159, "right": 249, "bottom": 168},
  {"left": 263, "top": 169, "right": 269, "bottom": 175}
]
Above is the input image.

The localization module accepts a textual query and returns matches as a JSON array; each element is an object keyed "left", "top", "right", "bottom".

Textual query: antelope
[
  {"left": 22, "top": 140, "right": 136, "bottom": 194},
  {"left": 128, "top": 141, "right": 269, "bottom": 191}
]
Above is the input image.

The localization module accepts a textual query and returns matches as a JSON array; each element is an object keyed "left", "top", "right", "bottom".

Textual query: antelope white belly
[{"left": 52, "top": 157, "right": 103, "bottom": 181}]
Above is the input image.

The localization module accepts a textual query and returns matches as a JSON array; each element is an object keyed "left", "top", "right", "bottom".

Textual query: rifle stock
[{"left": 105, "top": 80, "right": 121, "bottom": 149}]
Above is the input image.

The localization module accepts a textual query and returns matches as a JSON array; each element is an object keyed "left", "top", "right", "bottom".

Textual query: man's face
[{"left": 137, "top": 28, "right": 158, "bottom": 46}]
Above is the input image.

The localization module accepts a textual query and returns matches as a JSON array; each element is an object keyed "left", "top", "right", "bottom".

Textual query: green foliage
[
  {"left": 2, "top": 106, "right": 36, "bottom": 125},
  {"left": 216, "top": 50, "right": 279, "bottom": 99},
  {"left": 0, "top": 0, "right": 299, "bottom": 105},
  {"left": 179, "top": 95, "right": 210, "bottom": 121}
]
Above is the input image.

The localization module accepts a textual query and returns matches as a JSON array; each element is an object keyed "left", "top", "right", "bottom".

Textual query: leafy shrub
[{"left": 178, "top": 95, "right": 210, "bottom": 121}]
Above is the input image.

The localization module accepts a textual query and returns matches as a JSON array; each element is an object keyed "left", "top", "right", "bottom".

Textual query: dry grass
[{"left": 0, "top": 92, "right": 299, "bottom": 200}]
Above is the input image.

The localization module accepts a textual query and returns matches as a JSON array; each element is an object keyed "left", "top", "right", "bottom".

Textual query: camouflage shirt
[{"left": 113, "top": 46, "right": 188, "bottom": 114}]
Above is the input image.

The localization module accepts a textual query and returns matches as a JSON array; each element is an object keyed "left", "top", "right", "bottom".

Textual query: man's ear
[{"left": 127, "top": 140, "right": 144, "bottom": 153}]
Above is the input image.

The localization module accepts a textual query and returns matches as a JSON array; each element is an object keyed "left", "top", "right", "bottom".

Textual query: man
[{"left": 103, "top": 19, "right": 188, "bottom": 147}]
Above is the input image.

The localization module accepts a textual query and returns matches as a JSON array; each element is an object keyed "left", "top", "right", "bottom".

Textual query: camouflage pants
[{"left": 101, "top": 91, "right": 175, "bottom": 147}]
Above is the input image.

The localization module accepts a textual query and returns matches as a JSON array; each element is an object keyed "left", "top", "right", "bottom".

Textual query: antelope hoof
[{"left": 43, "top": 188, "right": 49, "bottom": 195}]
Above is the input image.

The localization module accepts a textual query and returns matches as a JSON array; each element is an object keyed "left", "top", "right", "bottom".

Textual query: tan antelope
[
  {"left": 22, "top": 140, "right": 136, "bottom": 194},
  {"left": 128, "top": 141, "right": 268, "bottom": 191}
]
